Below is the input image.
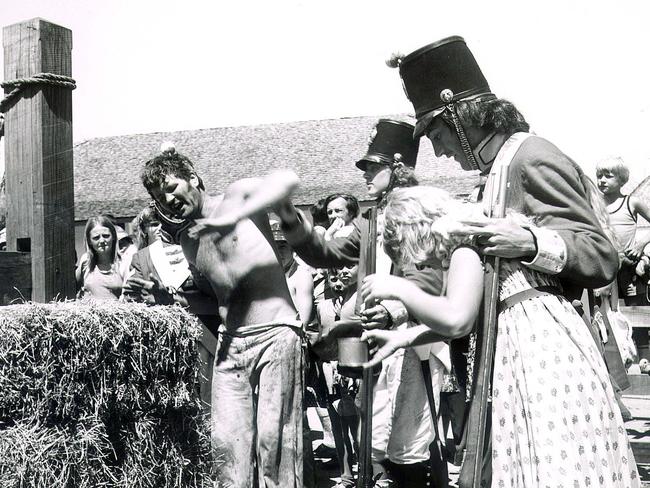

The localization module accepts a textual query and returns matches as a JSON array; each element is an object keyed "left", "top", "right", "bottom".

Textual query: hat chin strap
[{"left": 445, "top": 104, "right": 479, "bottom": 171}]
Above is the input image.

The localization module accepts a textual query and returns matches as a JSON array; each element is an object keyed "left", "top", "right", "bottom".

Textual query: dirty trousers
[{"left": 212, "top": 325, "right": 303, "bottom": 488}]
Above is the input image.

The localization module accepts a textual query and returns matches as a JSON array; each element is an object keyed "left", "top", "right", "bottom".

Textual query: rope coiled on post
[{"left": 0, "top": 73, "right": 76, "bottom": 139}]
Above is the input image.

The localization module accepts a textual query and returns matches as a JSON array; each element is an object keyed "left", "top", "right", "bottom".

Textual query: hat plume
[{"left": 385, "top": 52, "right": 404, "bottom": 68}]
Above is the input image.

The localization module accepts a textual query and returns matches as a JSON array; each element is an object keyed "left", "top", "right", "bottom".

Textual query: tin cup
[{"left": 337, "top": 337, "right": 368, "bottom": 379}]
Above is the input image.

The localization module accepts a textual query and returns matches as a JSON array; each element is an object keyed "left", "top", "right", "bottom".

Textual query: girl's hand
[
  {"left": 360, "top": 328, "right": 410, "bottom": 369},
  {"left": 360, "top": 274, "right": 407, "bottom": 305}
]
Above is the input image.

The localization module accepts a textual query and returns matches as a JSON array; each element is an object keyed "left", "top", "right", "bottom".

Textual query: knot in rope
[{"left": 0, "top": 73, "right": 76, "bottom": 114}]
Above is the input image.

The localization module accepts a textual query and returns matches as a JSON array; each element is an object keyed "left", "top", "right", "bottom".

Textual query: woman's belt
[{"left": 498, "top": 285, "right": 562, "bottom": 312}]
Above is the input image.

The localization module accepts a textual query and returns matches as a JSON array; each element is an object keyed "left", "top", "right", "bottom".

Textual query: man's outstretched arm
[{"left": 188, "top": 170, "right": 299, "bottom": 237}]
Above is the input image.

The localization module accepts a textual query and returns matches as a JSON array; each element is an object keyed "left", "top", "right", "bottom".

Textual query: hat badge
[{"left": 440, "top": 89, "right": 454, "bottom": 103}]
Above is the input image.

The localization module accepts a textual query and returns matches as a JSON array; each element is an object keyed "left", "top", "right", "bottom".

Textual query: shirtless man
[{"left": 140, "top": 148, "right": 303, "bottom": 488}]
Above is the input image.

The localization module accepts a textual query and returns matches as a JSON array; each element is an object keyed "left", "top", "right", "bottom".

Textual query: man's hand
[
  {"left": 457, "top": 218, "right": 537, "bottom": 259},
  {"left": 187, "top": 216, "right": 237, "bottom": 240},
  {"left": 122, "top": 275, "right": 148, "bottom": 298},
  {"left": 360, "top": 304, "right": 391, "bottom": 330},
  {"left": 273, "top": 199, "right": 300, "bottom": 228},
  {"left": 123, "top": 274, "right": 175, "bottom": 305}
]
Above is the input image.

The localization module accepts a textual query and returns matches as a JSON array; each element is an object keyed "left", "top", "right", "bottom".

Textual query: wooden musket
[
  {"left": 357, "top": 206, "right": 377, "bottom": 488},
  {"left": 458, "top": 165, "right": 510, "bottom": 488},
  {"left": 457, "top": 254, "right": 500, "bottom": 488}
]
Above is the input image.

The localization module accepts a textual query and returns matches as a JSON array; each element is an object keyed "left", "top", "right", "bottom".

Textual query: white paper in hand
[{"left": 149, "top": 240, "right": 191, "bottom": 291}]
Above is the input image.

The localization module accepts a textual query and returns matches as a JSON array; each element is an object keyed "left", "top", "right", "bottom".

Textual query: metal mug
[{"left": 337, "top": 337, "right": 368, "bottom": 378}]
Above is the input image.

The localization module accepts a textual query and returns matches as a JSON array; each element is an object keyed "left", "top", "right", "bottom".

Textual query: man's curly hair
[
  {"left": 141, "top": 151, "right": 203, "bottom": 194},
  {"left": 454, "top": 97, "right": 530, "bottom": 134}
]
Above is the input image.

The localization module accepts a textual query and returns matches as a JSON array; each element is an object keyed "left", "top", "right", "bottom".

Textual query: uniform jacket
[
  {"left": 128, "top": 245, "right": 221, "bottom": 336},
  {"left": 285, "top": 207, "right": 444, "bottom": 324},
  {"left": 504, "top": 136, "right": 618, "bottom": 300}
]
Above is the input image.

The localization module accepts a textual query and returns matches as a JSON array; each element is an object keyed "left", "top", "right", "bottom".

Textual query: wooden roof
[{"left": 73, "top": 114, "right": 478, "bottom": 221}]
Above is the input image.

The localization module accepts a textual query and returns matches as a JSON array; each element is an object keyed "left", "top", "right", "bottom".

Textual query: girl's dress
[
  {"left": 81, "top": 264, "right": 123, "bottom": 300},
  {"left": 491, "top": 260, "right": 639, "bottom": 487}
]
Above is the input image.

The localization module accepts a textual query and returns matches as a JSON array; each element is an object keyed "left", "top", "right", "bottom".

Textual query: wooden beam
[
  {"left": 0, "top": 252, "right": 32, "bottom": 304},
  {"left": 3, "top": 18, "right": 75, "bottom": 301}
]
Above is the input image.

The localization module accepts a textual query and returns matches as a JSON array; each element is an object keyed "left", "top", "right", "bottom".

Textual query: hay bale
[{"left": 0, "top": 300, "right": 214, "bottom": 487}]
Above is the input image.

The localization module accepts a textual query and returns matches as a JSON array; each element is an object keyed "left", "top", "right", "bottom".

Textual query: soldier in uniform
[{"left": 376, "top": 36, "right": 638, "bottom": 487}]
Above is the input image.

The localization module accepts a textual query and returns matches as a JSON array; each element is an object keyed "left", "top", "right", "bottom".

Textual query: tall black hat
[
  {"left": 396, "top": 36, "right": 493, "bottom": 138},
  {"left": 356, "top": 119, "right": 419, "bottom": 171}
]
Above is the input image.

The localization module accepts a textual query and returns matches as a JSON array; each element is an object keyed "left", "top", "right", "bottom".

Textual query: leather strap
[
  {"left": 421, "top": 360, "right": 441, "bottom": 444},
  {"left": 421, "top": 360, "right": 449, "bottom": 488},
  {"left": 498, "top": 285, "right": 561, "bottom": 312}
]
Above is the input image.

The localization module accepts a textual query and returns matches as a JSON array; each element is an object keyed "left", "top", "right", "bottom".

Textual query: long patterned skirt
[{"left": 491, "top": 262, "right": 639, "bottom": 487}]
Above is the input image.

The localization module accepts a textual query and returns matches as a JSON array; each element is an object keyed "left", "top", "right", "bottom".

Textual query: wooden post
[{"left": 3, "top": 18, "right": 75, "bottom": 302}]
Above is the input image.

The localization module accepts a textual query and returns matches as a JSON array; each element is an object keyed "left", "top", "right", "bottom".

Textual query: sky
[{"left": 2, "top": 0, "right": 650, "bottom": 190}]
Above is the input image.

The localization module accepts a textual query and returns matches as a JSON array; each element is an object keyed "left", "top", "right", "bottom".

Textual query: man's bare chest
[{"left": 182, "top": 221, "right": 278, "bottom": 288}]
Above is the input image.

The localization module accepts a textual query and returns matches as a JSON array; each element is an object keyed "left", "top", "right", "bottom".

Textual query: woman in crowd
[
  {"left": 75, "top": 215, "right": 124, "bottom": 300},
  {"left": 361, "top": 186, "right": 639, "bottom": 487}
]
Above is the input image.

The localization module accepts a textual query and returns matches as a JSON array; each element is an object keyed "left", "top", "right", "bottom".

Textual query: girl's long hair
[
  {"left": 383, "top": 186, "right": 476, "bottom": 268},
  {"left": 378, "top": 164, "right": 419, "bottom": 208}
]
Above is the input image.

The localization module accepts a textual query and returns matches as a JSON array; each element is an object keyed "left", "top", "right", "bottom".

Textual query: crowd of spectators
[{"left": 67, "top": 148, "right": 650, "bottom": 486}]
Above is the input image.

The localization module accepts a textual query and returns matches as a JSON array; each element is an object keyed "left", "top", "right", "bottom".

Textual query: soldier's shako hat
[
  {"left": 397, "top": 36, "right": 493, "bottom": 138},
  {"left": 356, "top": 119, "right": 419, "bottom": 171}
]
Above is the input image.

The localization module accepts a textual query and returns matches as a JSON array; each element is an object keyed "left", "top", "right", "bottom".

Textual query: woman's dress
[{"left": 491, "top": 260, "right": 639, "bottom": 487}]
